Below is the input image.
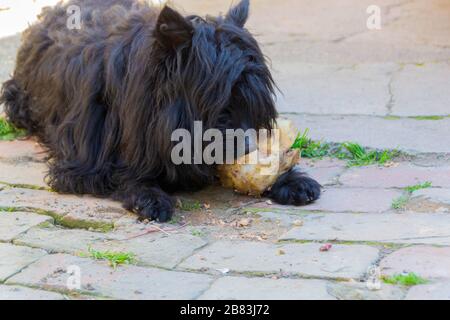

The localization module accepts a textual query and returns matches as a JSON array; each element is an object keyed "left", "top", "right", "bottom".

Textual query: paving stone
[
  {"left": 405, "top": 281, "right": 450, "bottom": 300},
  {"left": 251, "top": 188, "right": 401, "bottom": 213},
  {"left": 0, "top": 243, "right": 47, "bottom": 282},
  {"left": 327, "top": 282, "right": 405, "bottom": 300},
  {"left": 302, "top": 158, "right": 347, "bottom": 169},
  {"left": 14, "top": 226, "right": 114, "bottom": 254},
  {"left": 251, "top": 211, "right": 300, "bottom": 228},
  {"left": 0, "top": 211, "right": 53, "bottom": 242},
  {"left": 412, "top": 189, "right": 450, "bottom": 205},
  {"left": 303, "top": 166, "right": 345, "bottom": 186},
  {"left": 199, "top": 277, "right": 335, "bottom": 300},
  {"left": 7, "top": 254, "right": 213, "bottom": 300},
  {"left": 380, "top": 246, "right": 450, "bottom": 280},
  {"left": 179, "top": 241, "right": 379, "bottom": 280},
  {"left": 0, "top": 139, "right": 45, "bottom": 162},
  {"left": 280, "top": 213, "right": 450, "bottom": 245},
  {"left": 0, "top": 162, "right": 48, "bottom": 188},
  {"left": 0, "top": 188, "right": 127, "bottom": 229},
  {"left": 275, "top": 62, "right": 393, "bottom": 116},
  {"left": 392, "top": 63, "right": 450, "bottom": 117},
  {"left": 0, "top": 285, "right": 64, "bottom": 300},
  {"left": 91, "top": 233, "right": 207, "bottom": 269},
  {"left": 288, "top": 114, "right": 450, "bottom": 154},
  {"left": 339, "top": 163, "right": 450, "bottom": 188}
]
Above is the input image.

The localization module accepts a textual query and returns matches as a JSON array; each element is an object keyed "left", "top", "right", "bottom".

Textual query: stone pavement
[
  {"left": 0, "top": 0, "right": 450, "bottom": 300},
  {"left": 1, "top": 140, "right": 450, "bottom": 300}
]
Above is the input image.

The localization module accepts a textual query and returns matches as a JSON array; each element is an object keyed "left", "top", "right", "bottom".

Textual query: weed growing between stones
[
  {"left": 404, "top": 181, "right": 432, "bottom": 193},
  {"left": 0, "top": 117, "right": 26, "bottom": 140},
  {"left": 392, "top": 181, "right": 433, "bottom": 210},
  {"left": 177, "top": 200, "right": 202, "bottom": 212},
  {"left": 82, "top": 247, "right": 136, "bottom": 269},
  {"left": 292, "top": 129, "right": 398, "bottom": 167},
  {"left": 191, "top": 229, "right": 205, "bottom": 237},
  {"left": 391, "top": 195, "right": 410, "bottom": 210},
  {"left": 382, "top": 272, "right": 428, "bottom": 286}
]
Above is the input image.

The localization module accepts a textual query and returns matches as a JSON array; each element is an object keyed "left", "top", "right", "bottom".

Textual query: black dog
[{"left": 1, "top": 0, "right": 320, "bottom": 222}]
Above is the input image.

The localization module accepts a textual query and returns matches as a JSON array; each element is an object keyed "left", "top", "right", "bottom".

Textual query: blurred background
[{"left": 1, "top": 0, "right": 449, "bottom": 152}]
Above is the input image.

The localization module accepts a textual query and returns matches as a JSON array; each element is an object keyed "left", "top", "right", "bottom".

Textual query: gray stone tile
[
  {"left": 380, "top": 246, "right": 450, "bottom": 280},
  {"left": 7, "top": 254, "right": 213, "bottom": 300},
  {"left": 180, "top": 241, "right": 379, "bottom": 280},
  {"left": 251, "top": 188, "right": 402, "bottom": 213},
  {"left": 199, "top": 277, "right": 335, "bottom": 300},
  {"left": 339, "top": 164, "right": 450, "bottom": 188},
  {"left": 0, "top": 285, "right": 64, "bottom": 300},
  {"left": 14, "top": 226, "right": 114, "bottom": 254},
  {"left": 0, "top": 211, "right": 52, "bottom": 242},
  {"left": 327, "top": 282, "right": 405, "bottom": 300},
  {"left": 405, "top": 281, "right": 450, "bottom": 300},
  {"left": 91, "top": 233, "right": 207, "bottom": 269},
  {"left": 0, "top": 162, "right": 48, "bottom": 188},
  {"left": 288, "top": 114, "right": 450, "bottom": 154},
  {"left": 0, "top": 243, "right": 47, "bottom": 282},
  {"left": 280, "top": 213, "right": 450, "bottom": 245},
  {"left": 392, "top": 63, "right": 450, "bottom": 117},
  {"left": 0, "top": 188, "right": 127, "bottom": 229}
]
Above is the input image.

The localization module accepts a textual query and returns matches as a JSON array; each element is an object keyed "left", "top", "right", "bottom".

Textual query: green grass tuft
[
  {"left": 83, "top": 247, "right": 136, "bottom": 269},
  {"left": 404, "top": 181, "right": 432, "bottom": 194},
  {"left": 339, "top": 142, "right": 397, "bottom": 167},
  {"left": 178, "top": 200, "right": 202, "bottom": 212},
  {"left": 382, "top": 273, "right": 428, "bottom": 286},
  {"left": 0, "top": 118, "right": 27, "bottom": 141},
  {"left": 410, "top": 115, "right": 446, "bottom": 121},
  {"left": 291, "top": 129, "right": 331, "bottom": 159},
  {"left": 391, "top": 195, "right": 409, "bottom": 210},
  {"left": 191, "top": 229, "right": 205, "bottom": 237},
  {"left": 291, "top": 130, "right": 398, "bottom": 167}
]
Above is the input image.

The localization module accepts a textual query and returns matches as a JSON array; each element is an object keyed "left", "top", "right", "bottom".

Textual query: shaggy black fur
[{"left": 1, "top": 0, "right": 320, "bottom": 222}]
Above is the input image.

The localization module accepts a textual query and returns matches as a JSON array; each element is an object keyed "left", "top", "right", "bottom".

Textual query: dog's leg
[
  {"left": 265, "top": 168, "right": 321, "bottom": 205},
  {"left": 113, "top": 184, "right": 174, "bottom": 222}
]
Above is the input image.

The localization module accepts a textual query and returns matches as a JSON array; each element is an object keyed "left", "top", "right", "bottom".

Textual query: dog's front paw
[
  {"left": 138, "top": 196, "right": 174, "bottom": 222},
  {"left": 266, "top": 169, "right": 321, "bottom": 206},
  {"left": 122, "top": 187, "right": 175, "bottom": 223}
]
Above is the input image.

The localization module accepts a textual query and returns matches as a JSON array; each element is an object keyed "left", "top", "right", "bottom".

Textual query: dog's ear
[
  {"left": 155, "top": 6, "right": 193, "bottom": 49},
  {"left": 225, "top": 0, "right": 250, "bottom": 27}
]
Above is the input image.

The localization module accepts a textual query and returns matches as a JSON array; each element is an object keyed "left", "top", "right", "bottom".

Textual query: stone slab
[
  {"left": 0, "top": 285, "right": 64, "bottom": 300},
  {"left": 405, "top": 281, "right": 450, "bottom": 300},
  {"left": 199, "top": 277, "right": 335, "bottom": 300},
  {"left": 14, "top": 226, "right": 114, "bottom": 254},
  {"left": 0, "top": 211, "right": 52, "bottom": 242},
  {"left": 340, "top": 164, "right": 450, "bottom": 188},
  {"left": 7, "top": 254, "right": 213, "bottom": 300},
  {"left": 179, "top": 241, "right": 379, "bottom": 280},
  {"left": 280, "top": 213, "right": 450, "bottom": 246},
  {"left": 288, "top": 114, "right": 450, "bottom": 154},
  {"left": 380, "top": 246, "right": 450, "bottom": 279},
  {"left": 0, "top": 162, "right": 48, "bottom": 188},
  {"left": 91, "top": 233, "right": 207, "bottom": 269},
  {"left": 0, "top": 243, "right": 47, "bottom": 282}
]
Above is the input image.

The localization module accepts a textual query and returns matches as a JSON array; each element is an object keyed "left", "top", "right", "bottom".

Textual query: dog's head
[{"left": 153, "top": 0, "right": 278, "bottom": 134}]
